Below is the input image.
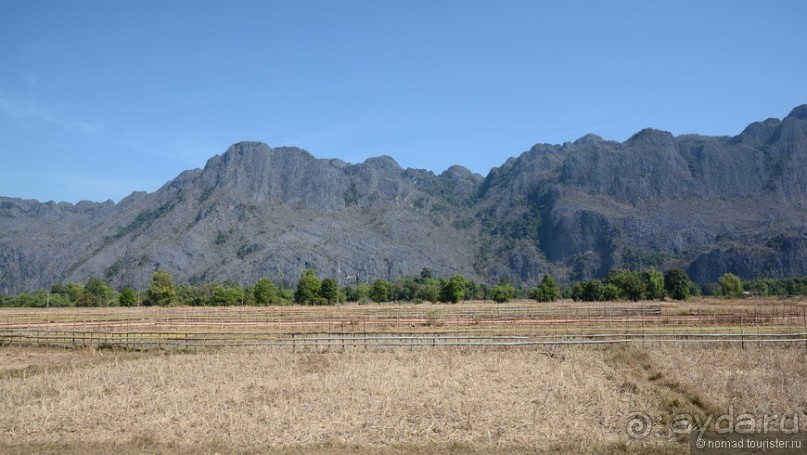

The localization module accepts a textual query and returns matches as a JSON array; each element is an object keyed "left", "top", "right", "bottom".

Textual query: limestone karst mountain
[{"left": 2, "top": 106, "right": 806, "bottom": 294}]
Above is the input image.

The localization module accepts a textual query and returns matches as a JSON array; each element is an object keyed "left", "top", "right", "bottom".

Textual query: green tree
[
  {"left": 466, "top": 280, "right": 484, "bottom": 300},
  {"left": 689, "top": 281, "right": 702, "bottom": 298},
  {"left": 254, "top": 278, "right": 279, "bottom": 305},
  {"left": 355, "top": 282, "right": 372, "bottom": 301},
  {"left": 643, "top": 267, "right": 666, "bottom": 300},
  {"left": 718, "top": 273, "right": 743, "bottom": 298},
  {"left": 9, "top": 290, "right": 56, "bottom": 308},
  {"left": 664, "top": 268, "right": 692, "bottom": 300},
  {"left": 213, "top": 284, "right": 244, "bottom": 306},
  {"left": 320, "top": 278, "right": 340, "bottom": 305},
  {"left": 342, "top": 285, "right": 358, "bottom": 302},
  {"left": 489, "top": 284, "right": 516, "bottom": 303},
  {"left": 440, "top": 275, "right": 469, "bottom": 303},
  {"left": 81, "top": 277, "right": 112, "bottom": 307},
  {"left": 65, "top": 283, "right": 85, "bottom": 305},
  {"left": 119, "top": 287, "right": 137, "bottom": 306},
  {"left": 746, "top": 280, "right": 769, "bottom": 297},
  {"left": 146, "top": 269, "right": 176, "bottom": 306},
  {"left": 607, "top": 269, "right": 646, "bottom": 301},
  {"left": 51, "top": 284, "right": 68, "bottom": 299},
  {"left": 702, "top": 282, "right": 722, "bottom": 297},
  {"left": 294, "top": 269, "right": 322, "bottom": 305},
  {"left": 370, "top": 279, "right": 391, "bottom": 303},
  {"left": 602, "top": 283, "right": 621, "bottom": 301},
  {"left": 174, "top": 283, "right": 208, "bottom": 306},
  {"left": 396, "top": 278, "right": 420, "bottom": 302},
  {"left": 41, "top": 291, "right": 71, "bottom": 308},
  {"left": 242, "top": 285, "right": 256, "bottom": 305},
  {"left": 415, "top": 281, "right": 440, "bottom": 303},
  {"left": 581, "top": 279, "right": 604, "bottom": 301},
  {"left": 531, "top": 273, "right": 559, "bottom": 302},
  {"left": 570, "top": 283, "right": 584, "bottom": 301}
]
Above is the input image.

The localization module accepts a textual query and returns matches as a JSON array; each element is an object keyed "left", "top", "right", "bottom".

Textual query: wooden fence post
[
  {"left": 641, "top": 314, "right": 645, "bottom": 349},
  {"left": 803, "top": 309, "right": 806, "bottom": 350},
  {"left": 740, "top": 315, "right": 745, "bottom": 350}
]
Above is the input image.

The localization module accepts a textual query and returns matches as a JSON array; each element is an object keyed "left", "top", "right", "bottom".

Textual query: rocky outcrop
[
  {"left": 0, "top": 142, "right": 483, "bottom": 293},
  {"left": 470, "top": 105, "right": 807, "bottom": 283},
  {"left": 1, "top": 106, "right": 806, "bottom": 294}
]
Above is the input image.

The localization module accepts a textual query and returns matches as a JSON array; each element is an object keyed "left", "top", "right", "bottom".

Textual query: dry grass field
[{"left": 0, "top": 299, "right": 805, "bottom": 454}]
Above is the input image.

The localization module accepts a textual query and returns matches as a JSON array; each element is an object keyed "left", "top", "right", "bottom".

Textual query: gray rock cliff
[{"left": 1, "top": 106, "right": 806, "bottom": 293}]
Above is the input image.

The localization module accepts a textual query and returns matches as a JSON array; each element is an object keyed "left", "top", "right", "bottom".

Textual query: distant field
[
  {"left": 1, "top": 299, "right": 805, "bottom": 454},
  {"left": 1, "top": 298, "right": 805, "bottom": 350}
]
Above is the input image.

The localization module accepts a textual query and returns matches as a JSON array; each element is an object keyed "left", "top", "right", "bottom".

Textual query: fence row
[
  {"left": 4, "top": 309, "right": 807, "bottom": 334},
  {"left": 2, "top": 315, "right": 804, "bottom": 336},
  {"left": 2, "top": 329, "right": 805, "bottom": 351},
  {"left": 0, "top": 302, "right": 664, "bottom": 325}
]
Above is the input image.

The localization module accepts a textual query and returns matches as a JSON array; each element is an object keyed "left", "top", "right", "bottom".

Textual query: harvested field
[
  {"left": 1, "top": 299, "right": 805, "bottom": 350},
  {"left": 0, "top": 344, "right": 804, "bottom": 454},
  {"left": 0, "top": 299, "right": 805, "bottom": 454}
]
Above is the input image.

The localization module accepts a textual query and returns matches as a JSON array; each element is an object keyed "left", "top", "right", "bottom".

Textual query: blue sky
[{"left": 1, "top": 0, "right": 805, "bottom": 203}]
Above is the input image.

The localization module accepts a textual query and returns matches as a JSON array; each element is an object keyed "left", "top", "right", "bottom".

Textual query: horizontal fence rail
[
  {"left": 1, "top": 301, "right": 805, "bottom": 351},
  {"left": 0, "top": 303, "right": 664, "bottom": 327},
  {"left": 1, "top": 329, "right": 805, "bottom": 351}
]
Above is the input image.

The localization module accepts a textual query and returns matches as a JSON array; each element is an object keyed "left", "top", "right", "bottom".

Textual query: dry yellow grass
[
  {"left": 652, "top": 345, "right": 807, "bottom": 420},
  {"left": 1, "top": 296, "right": 805, "bottom": 454},
  {"left": 1, "top": 344, "right": 803, "bottom": 454},
  {"left": 0, "top": 347, "right": 636, "bottom": 452}
]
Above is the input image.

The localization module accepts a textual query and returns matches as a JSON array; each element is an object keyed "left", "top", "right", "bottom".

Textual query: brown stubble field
[{"left": 0, "top": 299, "right": 805, "bottom": 454}]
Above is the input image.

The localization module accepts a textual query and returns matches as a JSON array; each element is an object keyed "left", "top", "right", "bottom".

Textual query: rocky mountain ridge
[{"left": 1, "top": 105, "right": 806, "bottom": 294}]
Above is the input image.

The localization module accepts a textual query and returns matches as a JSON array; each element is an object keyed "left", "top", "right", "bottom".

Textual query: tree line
[{"left": 2, "top": 267, "right": 806, "bottom": 308}]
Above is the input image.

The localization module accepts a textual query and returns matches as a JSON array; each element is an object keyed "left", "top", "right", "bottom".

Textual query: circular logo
[{"left": 626, "top": 412, "right": 652, "bottom": 439}]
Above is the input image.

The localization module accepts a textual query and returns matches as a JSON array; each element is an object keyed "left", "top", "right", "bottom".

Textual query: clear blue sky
[{"left": 1, "top": 0, "right": 805, "bottom": 203}]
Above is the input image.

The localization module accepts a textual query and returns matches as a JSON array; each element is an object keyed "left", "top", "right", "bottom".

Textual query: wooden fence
[
  {"left": 0, "top": 302, "right": 663, "bottom": 326},
  {"left": 1, "top": 302, "right": 805, "bottom": 351},
  {"left": 2, "top": 328, "right": 805, "bottom": 351}
]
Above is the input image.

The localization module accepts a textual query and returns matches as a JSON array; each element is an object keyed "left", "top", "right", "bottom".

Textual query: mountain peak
[
  {"left": 442, "top": 164, "right": 476, "bottom": 178},
  {"left": 208, "top": 142, "right": 316, "bottom": 171},
  {"left": 628, "top": 128, "right": 674, "bottom": 140},
  {"left": 2, "top": 105, "right": 807, "bottom": 293},
  {"left": 626, "top": 128, "right": 675, "bottom": 146},
  {"left": 362, "top": 155, "right": 402, "bottom": 172},
  {"left": 440, "top": 165, "right": 483, "bottom": 185},
  {"left": 230, "top": 140, "right": 270, "bottom": 150},
  {"left": 786, "top": 104, "right": 807, "bottom": 121},
  {"left": 573, "top": 133, "right": 605, "bottom": 145},
  {"left": 738, "top": 118, "right": 782, "bottom": 144},
  {"left": 222, "top": 141, "right": 271, "bottom": 158}
]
